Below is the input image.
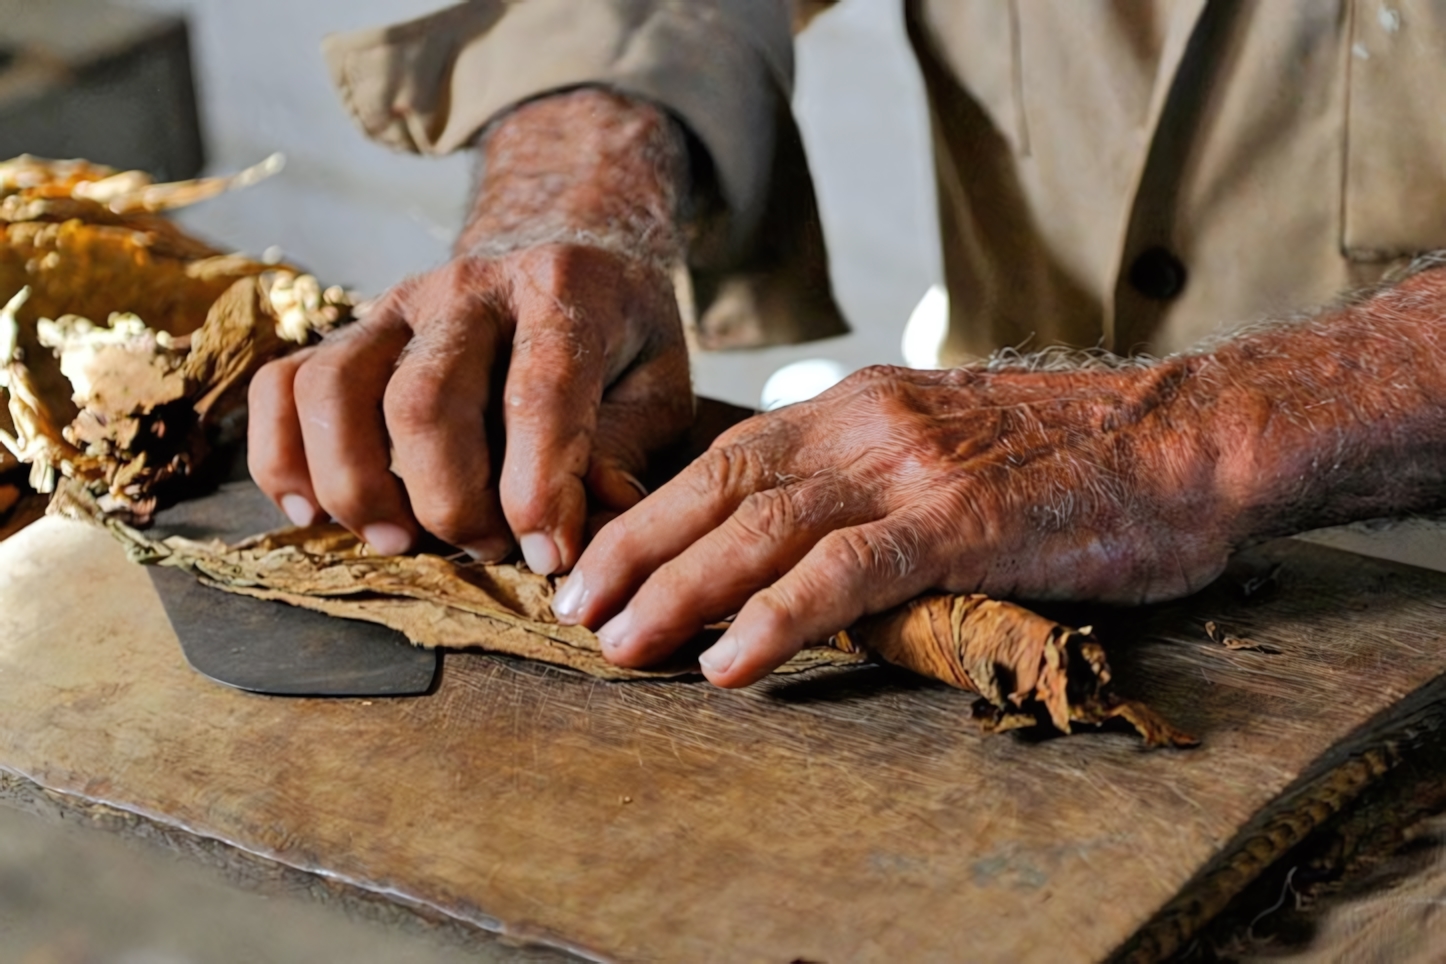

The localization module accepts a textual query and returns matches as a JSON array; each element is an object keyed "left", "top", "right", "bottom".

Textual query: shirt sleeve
[{"left": 323, "top": 0, "right": 848, "bottom": 350}]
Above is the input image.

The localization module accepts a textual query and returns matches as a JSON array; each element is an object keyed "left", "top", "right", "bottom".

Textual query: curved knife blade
[{"left": 145, "top": 451, "right": 438, "bottom": 697}]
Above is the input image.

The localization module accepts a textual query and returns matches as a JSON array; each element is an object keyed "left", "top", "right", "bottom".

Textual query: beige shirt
[{"left": 325, "top": 0, "right": 1446, "bottom": 362}]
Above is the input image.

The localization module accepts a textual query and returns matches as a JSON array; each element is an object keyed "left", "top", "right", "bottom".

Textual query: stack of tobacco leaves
[{"left": 0, "top": 155, "right": 351, "bottom": 524}]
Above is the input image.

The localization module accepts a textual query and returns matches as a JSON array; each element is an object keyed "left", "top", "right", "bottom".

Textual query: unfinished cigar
[{"left": 839, "top": 595, "right": 1197, "bottom": 747}]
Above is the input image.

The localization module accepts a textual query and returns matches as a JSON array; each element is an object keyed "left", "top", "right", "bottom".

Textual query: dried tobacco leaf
[
  {"left": 0, "top": 155, "right": 353, "bottom": 525},
  {"left": 53, "top": 485, "right": 864, "bottom": 681},
  {"left": 0, "top": 154, "right": 286, "bottom": 333},
  {"left": 0, "top": 289, "right": 99, "bottom": 493},
  {"left": 54, "top": 483, "right": 1193, "bottom": 745},
  {"left": 1204, "top": 620, "right": 1279, "bottom": 654}
]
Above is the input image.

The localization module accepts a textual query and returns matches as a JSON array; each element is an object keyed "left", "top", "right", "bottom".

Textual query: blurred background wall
[{"left": 104, "top": 0, "right": 943, "bottom": 407}]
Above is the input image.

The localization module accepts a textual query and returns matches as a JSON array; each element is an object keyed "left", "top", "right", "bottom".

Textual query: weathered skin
[
  {"left": 247, "top": 87, "right": 1446, "bottom": 691},
  {"left": 248, "top": 89, "right": 692, "bottom": 572},
  {"left": 565, "top": 267, "right": 1446, "bottom": 688}
]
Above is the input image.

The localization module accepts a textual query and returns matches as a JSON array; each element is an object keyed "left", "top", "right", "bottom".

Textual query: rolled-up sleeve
[{"left": 324, "top": 0, "right": 848, "bottom": 349}]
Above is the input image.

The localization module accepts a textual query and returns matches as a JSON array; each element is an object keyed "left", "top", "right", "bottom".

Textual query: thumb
[{"left": 587, "top": 347, "right": 694, "bottom": 513}]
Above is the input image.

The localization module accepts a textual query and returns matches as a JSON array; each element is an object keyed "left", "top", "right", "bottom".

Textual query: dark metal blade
[{"left": 146, "top": 454, "right": 438, "bottom": 697}]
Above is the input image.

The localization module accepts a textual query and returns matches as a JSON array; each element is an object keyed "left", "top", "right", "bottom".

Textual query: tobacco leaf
[
  {"left": 1205, "top": 620, "right": 1280, "bottom": 654},
  {"left": 53, "top": 483, "right": 1193, "bottom": 745},
  {"left": 0, "top": 154, "right": 287, "bottom": 334},
  {"left": 0, "top": 155, "right": 352, "bottom": 525},
  {"left": 52, "top": 485, "right": 865, "bottom": 681},
  {"left": 0, "top": 289, "right": 100, "bottom": 493}
]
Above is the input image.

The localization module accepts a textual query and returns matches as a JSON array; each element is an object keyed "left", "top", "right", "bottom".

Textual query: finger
[
  {"left": 383, "top": 306, "right": 511, "bottom": 560},
  {"left": 698, "top": 515, "right": 941, "bottom": 688},
  {"left": 586, "top": 346, "right": 694, "bottom": 514},
  {"left": 495, "top": 300, "right": 607, "bottom": 576},
  {"left": 555, "top": 431, "right": 788, "bottom": 627},
  {"left": 586, "top": 509, "right": 623, "bottom": 542},
  {"left": 248, "top": 348, "right": 323, "bottom": 525},
  {"left": 596, "top": 475, "right": 875, "bottom": 669},
  {"left": 499, "top": 249, "right": 694, "bottom": 576},
  {"left": 292, "top": 317, "right": 415, "bottom": 554}
]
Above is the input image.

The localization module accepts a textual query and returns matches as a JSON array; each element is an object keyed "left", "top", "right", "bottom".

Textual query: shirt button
[{"left": 1128, "top": 246, "right": 1188, "bottom": 300}]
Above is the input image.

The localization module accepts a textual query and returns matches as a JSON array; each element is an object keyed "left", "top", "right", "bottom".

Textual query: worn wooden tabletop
[{"left": 2, "top": 514, "right": 1446, "bottom": 962}]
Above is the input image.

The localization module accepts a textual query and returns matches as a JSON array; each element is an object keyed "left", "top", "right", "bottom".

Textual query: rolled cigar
[{"left": 837, "top": 594, "right": 1197, "bottom": 748}]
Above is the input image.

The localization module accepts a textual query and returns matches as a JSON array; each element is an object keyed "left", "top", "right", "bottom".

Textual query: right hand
[
  {"left": 246, "top": 241, "right": 692, "bottom": 572},
  {"left": 558, "top": 361, "right": 1237, "bottom": 687}
]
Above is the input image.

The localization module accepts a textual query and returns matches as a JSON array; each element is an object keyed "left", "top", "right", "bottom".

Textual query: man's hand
[
  {"left": 554, "top": 361, "right": 1239, "bottom": 687},
  {"left": 557, "top": 259, "right": 1446, "bottom": 688},
  {"left": 248, "top": 90, "right": 692, "bottom": 572}
]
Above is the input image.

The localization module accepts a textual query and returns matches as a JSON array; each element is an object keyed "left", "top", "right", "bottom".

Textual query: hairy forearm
[
  {"left": 1201, "top": 260, "right": 1446, "bottom": 541},
  {"left": 457, "top": 88, "right": 690, "bottom": 267}
]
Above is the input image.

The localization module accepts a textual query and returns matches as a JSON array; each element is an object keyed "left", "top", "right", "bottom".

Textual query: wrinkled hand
[
  {"left": 248, "top": 243, "right": 690, "bottom": 571},
  {"left": 555, "top": 362, "right": 1238, "bottom": 687},
  {"left": 249, "top": 88, "right": 692, "bottom": 572}
]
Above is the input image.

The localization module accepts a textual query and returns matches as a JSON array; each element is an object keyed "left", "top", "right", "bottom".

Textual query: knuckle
[
  {"left": 712, "top": 411, "right": 772, "bottom": 449},
  {"left": 852, "top": 369, "right": 912, "bottom": 408},
  {"left": 500, "top": 481, "right": 553, "bottom": 534},
  {"left": 816, "top": 367, "right": 918, "bottom": 426},
  {"left": 822, "top": 526, "right": 917, "bottom": 580},
  {"left": 747, "top": 586, "right": 798, "bottom": 639},
  {"left": 691, "top": 445, "right": 767, "bottom": 500},
  {"left": 429, "top": 256, "right": 485, "bottom": 291},
  {"left": 248, "top": 357, "right": 290, "bottom": 408},
  {"left": 513, "top": 242, "right": 616, "bottom": 285},
  {"left": 510, "top": 246, "right": 579, "bottom": 301},
  {"left": 411, "top": 497, "right": 479, "bottom": 545},
  {"left": 711, "top": 413, "right": 803, "bottom": 474},
  {"left": 291, "top": 352, "right": 349, "bottom": 406},
  {"left": 313, "top": 476, "right": 375, "bottom": 526},
  {"left": 382, "top": 375, "right": 446, "bottom": 436},
  {"left": 732, "top": 489, "right": 797, "bottom": 542},
  {"left": 855, "top": 363, "right": 910, "bottom": 382},
  {"left": 513, "top": 324, "right": 592, "bottom": 372},
  {"left": 370, "top": 277, "right": 414, "bottom": 314},
  {"left": 370, "top": 262, "right": 499, "bottom": 332}
]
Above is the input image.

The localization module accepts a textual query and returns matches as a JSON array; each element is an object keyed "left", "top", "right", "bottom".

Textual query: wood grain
[{"left": 2, "top": 517, "right": 1445, "bottom": 961}]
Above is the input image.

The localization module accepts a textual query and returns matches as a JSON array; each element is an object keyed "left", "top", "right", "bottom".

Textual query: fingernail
[
  {"left": 519, "top": 532, "right": 561, "bottom": 576},
  {"left": 553, "top": 571, "right": 586, "bottom": 623},
  {"left": 620, "top": 471, "right": 648, "bottom": 499},
  {"left": 699, "top": 634, "right": 739, "bottom": 677},
  {"left": 280, "top": 493, "right": 318, "bottom": 527},
  {"left": 362, "top": 522, "right": 411, "bottom": 556},
  {"left": 463, "top": 536, "right": 512, "bottom": 564},
  {"left": 596, "top": 607, "right": 633, "bottom": 651}
]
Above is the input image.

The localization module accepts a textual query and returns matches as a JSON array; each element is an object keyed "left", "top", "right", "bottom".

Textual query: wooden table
[{"left": 3, "top": 514, "right": 1446, "bottom": 962}]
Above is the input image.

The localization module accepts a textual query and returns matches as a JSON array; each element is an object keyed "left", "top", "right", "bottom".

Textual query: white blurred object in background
[
  {"left": 901, "top": 283, "right": 949, "bottom": 370},
  {"left": 759, "top": 358, "right": 852, "bottom": 411}
]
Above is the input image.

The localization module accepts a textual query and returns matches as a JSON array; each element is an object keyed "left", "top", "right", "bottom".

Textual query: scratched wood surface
[{"left": 2, "top": 519, "right": 1446, "bottom": 962}]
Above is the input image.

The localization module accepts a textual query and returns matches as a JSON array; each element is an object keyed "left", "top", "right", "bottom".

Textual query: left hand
[{"left": 552, "top": 362, "right": 1241, "bottom": 688}]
